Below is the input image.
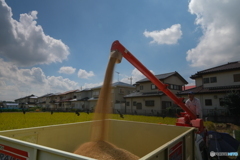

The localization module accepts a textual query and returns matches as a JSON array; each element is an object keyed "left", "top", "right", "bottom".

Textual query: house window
[
  {"left": 205, "top": 99, "right": 212, "bottom": 106},
  {"left": 136, "top": 103, "right": 142, "bottom": 109},
  {"left": 145, "top": 100, "right": 154, "bottom": 106},
  {"left": 119, "top": 88, "right": 124, "bottom": 94},
  {"left": 233, "top": 74, "right": 240, "bottom": 82},
  {"left": 133, "top": 101, "right": 136, "bottom": 106},
  {"left": 219, "top": 98, "right": 224, "bottom": 106},
  {"left": 93, "top": 91, "right": 99, "bottom": 96},
  {"left": 140, "top": 86, "right": 143, "bottom": 90},
  {"left": 162, "top": 101, "right": 172, "bottom": 109},
  {"left": 203, "top": 78, "right": 209, "bottom": 84},
  {"left": 126, "top": 102, "right": 130, "bottom": 106},
  {"left": 210, "top": 77, "right": 217, "bottom": 83},
  {"left": 151, "top": 84, "right": 157, "bottom": 90}
]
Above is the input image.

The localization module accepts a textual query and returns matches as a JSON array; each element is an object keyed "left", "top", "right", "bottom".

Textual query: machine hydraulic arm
[{"left": 111, "top": 40, "right": 204, "bottom": 133}]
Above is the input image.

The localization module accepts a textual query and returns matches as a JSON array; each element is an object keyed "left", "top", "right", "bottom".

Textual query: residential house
[
  {"left": 178, "top": 61, "right": 240, "bottom": 117},
  {"left": 15, "top": 94, "right": 38, "bottom": 108},
  {"left": 48, "top": 93, "right": 61, "bottom": 109},
  {"left": 57, "top": 90, "right": 79, "bottom": 110},
  {"left": 124, "top": 71, "right": 188, "bottom": 115},
  {"left": 37, "top": 93, "right": 54, "bottom": 108},
  {"left": 70, "top": 89, "right": 91, "bottom": 111},
  {"left": 1, "top": 101, "right": 19, "bottom": 109},
  {"left": 88, "top": 82, "right": 136, "bottom": 111}
]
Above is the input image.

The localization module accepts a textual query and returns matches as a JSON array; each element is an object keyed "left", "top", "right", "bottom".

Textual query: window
[
  {"left": 205, "top": 99, "right": 212, "bottom": 106},
  {"left": 233, "top": 74, "right": 240, "bottom": 82},
  {"left": 174, "top": 85, "right": 180, "bottom": 90},
  {"left": 126, "top": 102, "right": 130, "bottom": 106},
  {"left": 162, "top": 101, "right": 172, "bottom": 109},
  {"left": 93, "top": 91, "right": 99, "bottom": 96},
  {"left": 168, "top": 84, "right": 174, "bottom": 89},
  {"left": 151, "top": 84, "right": 157, "bottom": 90},
  {"left": 119, "top": 88, "right": 124, "bottom": 94},
  {"left": 168, "top": 84, "right": 181, "bottom": 90},
  {"left": 204, "top": 77, "right": 217, "bottom": 83},
  {"left": 136, "top": 103, "right": 142, "bottom": 109},
  {"left": 203, "top": 78, "right": 209, "bottom": 84},
  {"left": 133, "top": 101, "right": 136, "bottom": 106},
  {"left": 140, "top": 86, "right": 143, "bottom": 90},
  {"left": 210, "top": 77, "right": 217, "bottom": 83},
  {"left": 219, "top": 98, "right": 224, "bottom": 106},
  {"left": 145, "top": 100, "right": 155, "bottom": 106}
]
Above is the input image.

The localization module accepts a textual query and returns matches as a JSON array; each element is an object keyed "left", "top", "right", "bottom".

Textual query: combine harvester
[{"left": 0, "top": 41, "right": 239, "bottom": 160}]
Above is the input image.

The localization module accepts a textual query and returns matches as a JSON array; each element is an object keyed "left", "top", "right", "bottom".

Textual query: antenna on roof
[
  {"left": 128, "top": 76, "right": 132, "bottom": 85},
  {"left": 116, "top": 71, "right": 120, "bottom": 82}
]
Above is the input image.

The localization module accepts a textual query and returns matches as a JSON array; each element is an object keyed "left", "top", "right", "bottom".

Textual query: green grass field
[{"left": 0, "top": 112, "right": 177, "bottom": 131}]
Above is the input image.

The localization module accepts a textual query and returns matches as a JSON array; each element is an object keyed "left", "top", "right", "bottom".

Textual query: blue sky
[{"left": 1, "top": 0, "right": 240, "bottom": 101}]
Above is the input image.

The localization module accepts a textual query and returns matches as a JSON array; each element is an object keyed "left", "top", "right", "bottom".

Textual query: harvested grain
[
  {"left": 74, "top": 56, "right": 139, "bottom": 159},
  {"left": 74, "top": 141, "right": 139, "bottom": 160}
]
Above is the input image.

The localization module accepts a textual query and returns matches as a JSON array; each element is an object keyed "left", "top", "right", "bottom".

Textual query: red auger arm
[{"left": 111, "top": 40, "right": 206, "bottom": 133}]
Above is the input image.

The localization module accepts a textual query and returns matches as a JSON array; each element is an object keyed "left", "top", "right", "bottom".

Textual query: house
[
  {"left": 57, "top": 90, "right": 79, "bottom": 110},
  {"left": 37, "top": 93, "right": 54, "bottom": 108},
  {"left": 70, "top": 89, "right": 91, "bottom": 111},
  {"left": 1, "top": 101, "right": 19, "bottom": 109},
  {"left": 124, "top": 71, "right": 188, "bottom": 115},
  {"left": 15, "top": 94, "right": 38, "bottom": 108},
  {"left": 178, "top": 61, "right": 240, "bottom": 117},
  {"left": 88, "top": 82, "right": 136, "bottom": 111},
  {"left": 48, "top": 93, "right": 61, "bottom": 109}
]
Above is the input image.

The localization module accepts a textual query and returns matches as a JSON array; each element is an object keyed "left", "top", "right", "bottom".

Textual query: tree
[{"left": 221, "top": 91, "right": 240, "bottom": 116}]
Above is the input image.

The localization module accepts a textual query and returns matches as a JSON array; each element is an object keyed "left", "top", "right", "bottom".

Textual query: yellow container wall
[{"left": 0, "top": 120, "right": 195, "bottom": 159}]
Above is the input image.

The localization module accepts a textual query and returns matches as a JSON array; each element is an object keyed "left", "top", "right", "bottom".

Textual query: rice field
[{"left": 0, "top": 112, "right": 177, "bottom": 131}]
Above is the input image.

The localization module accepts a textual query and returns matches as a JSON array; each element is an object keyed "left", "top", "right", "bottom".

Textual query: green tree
[{"left": 221, "top": 91, "right": 240, "bottom": 116}]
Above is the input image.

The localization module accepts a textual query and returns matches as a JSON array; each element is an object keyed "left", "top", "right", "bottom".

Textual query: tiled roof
[
  {"left": 92, "top": 82, "right": 135, "bottom": 89},
  {"left": 15, "top": 94, "right": 37, "bottom": 101},
  {"left": 178, "top": 85, "right": 240, "bottom": 95},
  {"left": 136, "top": 71, "right": 188, "bottom": 84},
  {"left": 59, "top": 90, "right": 79, "bottom": 95},
  {"left": 38, "top": 93, "right": 54, "bottom": 98},
  {"left": 191, "top": 61, "right": 240, "bottom": 79},
  {"left": 124, "top": 91, "right": 164, "bottom": 98}
]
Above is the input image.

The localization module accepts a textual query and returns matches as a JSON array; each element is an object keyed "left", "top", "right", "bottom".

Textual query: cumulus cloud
[
  {"left": 0, "top": 0, "right": 70, "bottom": 66},
  {"left": 58, "top": 66, "right": 76, "bottom": 74},
  {"left": 143, "top": 24, "right": 182, "bottom": 45},
  {"left": 0, "top": 58, "right": 79, "bottom": 100},
  {"left": 78, "top": 69, "right": 95, "bottom": 79},
  {"left": 187, "top": 0, "right": 240, "bottom": 68}
]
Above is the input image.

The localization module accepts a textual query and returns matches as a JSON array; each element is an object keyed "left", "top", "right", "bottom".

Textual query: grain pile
[
  {"left": 74, "top": 141, "right": 139, "bottom": 160},
  {"left": 74, "top": 56, "right": 139, "bottom": 160}
]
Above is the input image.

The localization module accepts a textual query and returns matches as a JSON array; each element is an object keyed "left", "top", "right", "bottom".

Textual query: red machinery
[{"left": 111, "top": 40, "right": 205, "bottom": 133}]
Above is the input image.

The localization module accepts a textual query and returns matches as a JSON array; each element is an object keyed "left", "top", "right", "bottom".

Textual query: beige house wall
[
  {"left": 125, "top": 95, "right": 175, "bottom": 113},
  {"left": 181, "top": 93, "right": 227, "bottom": 116},
  {"left": 195, "top": 70, "right": 240, "bottom": 88}
]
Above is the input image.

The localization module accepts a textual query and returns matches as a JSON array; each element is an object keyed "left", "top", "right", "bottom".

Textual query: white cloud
[
  {"left": 143, "top": 24, "right": 182, "bottom": 45},
  {"left": 187, "top": 0, "right": 240, "bottom": 68},
  {"left": 78, "top": 69, "right": 95, "bottom": 79},
  {"left": 119, "top": 68, "right": 155, "bottom": 84},
  {"left": 58, "top": 66, "right": 76, "bottom": 74},
  {"left": 0, "top": 59, "right": 79, "bottom": 101},
  {"left": 0, "top": 0, "right": 70, "bottom": 66}
]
